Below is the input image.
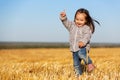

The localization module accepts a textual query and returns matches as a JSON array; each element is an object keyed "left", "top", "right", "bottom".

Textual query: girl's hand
[
  {"left": 60, "top": 10, "right": 66, "bottom": 17},
  {"left": 78, "top": 41, "right": 84, "bottom": 48}
]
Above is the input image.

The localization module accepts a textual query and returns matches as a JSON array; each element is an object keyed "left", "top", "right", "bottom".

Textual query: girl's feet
[{"left": 87, "top": 64, "right": 95, "bottom": 72}]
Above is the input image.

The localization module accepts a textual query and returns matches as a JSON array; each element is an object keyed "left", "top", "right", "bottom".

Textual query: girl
[{"left": 59, "top": 8, "right": 100, "bottom": 78}]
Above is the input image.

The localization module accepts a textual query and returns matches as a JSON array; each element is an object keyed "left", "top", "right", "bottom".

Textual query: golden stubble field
[{"left": 0, "top": 48, "right": 120, "bottom": 80}]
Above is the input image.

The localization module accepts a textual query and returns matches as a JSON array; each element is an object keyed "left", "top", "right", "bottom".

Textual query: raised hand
[{"left": 60, "top": 10, "right": 66, "bottom": 17}]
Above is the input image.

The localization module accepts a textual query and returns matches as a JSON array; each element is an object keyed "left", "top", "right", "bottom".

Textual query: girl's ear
[{"left": 85, "top": 20, "right": 87, "bottom": 24}]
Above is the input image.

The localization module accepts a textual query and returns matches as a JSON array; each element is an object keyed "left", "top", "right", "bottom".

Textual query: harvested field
[{"left": 0, "top": 48, "right": 120, "bottom": 80}]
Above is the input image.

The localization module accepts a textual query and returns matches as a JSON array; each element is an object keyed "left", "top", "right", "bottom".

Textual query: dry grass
[{"left": 0, "top": 48, "right": 120, "bottom": 80}]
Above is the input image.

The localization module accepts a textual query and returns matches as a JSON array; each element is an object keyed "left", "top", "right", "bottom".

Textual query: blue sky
[{"left": 0, "top": 0, "right": 120, "bottom": 43}]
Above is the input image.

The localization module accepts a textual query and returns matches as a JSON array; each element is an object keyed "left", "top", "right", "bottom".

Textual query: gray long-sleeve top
[{"left": 60, "top": 16, "right": 92, "bottom": 52}]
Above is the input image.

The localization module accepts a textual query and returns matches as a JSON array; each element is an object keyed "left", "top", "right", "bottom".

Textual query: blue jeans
[{"left": 72, "top": 47, "right": 92, "bottom": 76}]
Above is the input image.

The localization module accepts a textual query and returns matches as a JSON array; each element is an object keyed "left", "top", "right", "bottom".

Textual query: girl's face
[{"left": 75, "top": 12, "right": 87, "bottom": 27}]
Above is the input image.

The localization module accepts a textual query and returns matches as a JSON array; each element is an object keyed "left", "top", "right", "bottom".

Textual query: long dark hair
[{"left": 74, "top": 8, "right": 100, "bottom": 33}]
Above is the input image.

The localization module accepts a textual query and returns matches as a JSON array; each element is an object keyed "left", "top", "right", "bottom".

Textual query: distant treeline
[{"left": 0, "top": 42, "right": 120, "bottom": 49}]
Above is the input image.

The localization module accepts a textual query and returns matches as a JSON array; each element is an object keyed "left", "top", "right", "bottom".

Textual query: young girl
[{"left": 60, "top": 8, "right": 99, "bottom": 78}]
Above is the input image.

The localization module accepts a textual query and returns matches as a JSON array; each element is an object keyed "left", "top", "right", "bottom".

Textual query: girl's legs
[
  {"left": 72, "top": 51, "right": 82, "bottom": 76},
  {"left": 72, "top": 48, "right": 94, "bottom": 77}
]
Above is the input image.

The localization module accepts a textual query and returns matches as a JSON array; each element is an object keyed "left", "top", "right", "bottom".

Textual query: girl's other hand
[
  {"left": 78, "top": 41, "right": 84, "bottom": 48},
  {"left": 60, "top": 10, "right": 66, "bottom": 17}
]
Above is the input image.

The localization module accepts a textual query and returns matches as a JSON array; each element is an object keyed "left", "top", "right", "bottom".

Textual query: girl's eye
[
  {"left": 80, "top": 20, "right": 83, "bottom": 21},
  {"left": 76, "top": 19, "right": 79, "bottom": 20}
]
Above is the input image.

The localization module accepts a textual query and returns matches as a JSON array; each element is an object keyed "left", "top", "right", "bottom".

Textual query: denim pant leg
[
  {"left": 72, "top": 51, "right": 82, "bottom": 75},
  {"left": 78, "top": 47, "right": 92, "bottom": 64}
]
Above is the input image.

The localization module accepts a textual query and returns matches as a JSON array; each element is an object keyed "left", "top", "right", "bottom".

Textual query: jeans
[{"left": 72, "top": 47, "right": 92, "bottom": 76}]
